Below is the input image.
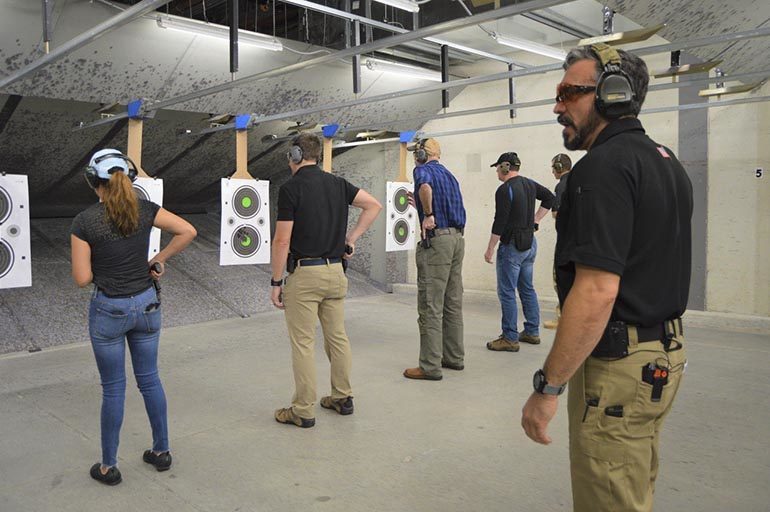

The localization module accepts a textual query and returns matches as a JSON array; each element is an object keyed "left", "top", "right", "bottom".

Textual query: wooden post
[
  {"left": 321, "top": 124, "right": 340, "bottom": 173},
  {"left": 232, "top": 115, "right": 253, "bottom": 179},
  {"left": 127, "top": 118, "right": 150, "bottom": 178},
  {"left": 323, "top": 137, "right": 333, "bottom": 172}
]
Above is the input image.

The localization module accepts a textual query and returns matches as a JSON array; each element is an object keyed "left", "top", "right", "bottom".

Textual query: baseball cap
[
  {"left": 89, "top": 148, "right": 129, "bottom": 179},
  {"left": 407, "top": 138, "right": 441, "bottom": 158},
  {"left": 490, "top": 152, "right": 521, "bottom": 167}
]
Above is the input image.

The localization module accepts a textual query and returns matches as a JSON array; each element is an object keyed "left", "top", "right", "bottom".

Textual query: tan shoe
[
  {"left": 519, "top": 333, "right": 541, "bottom": 345},
  {"left": 403, "top": 367, "right": 443, "bottom": 381},
  {"left": 486, "top": 337, "right": 520, "bottom": 352},
  {"left": 274, "top": 407, "right": 315, "bottom": 428},
  {"left": 320, "top": 396, "right": 354, "bottom": 415},
  {"left": 543, "top": 319, "right": 559, "bottom": 330}
]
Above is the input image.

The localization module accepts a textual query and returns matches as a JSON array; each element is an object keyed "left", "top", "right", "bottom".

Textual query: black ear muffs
[
  {"left": 288, "top": 144, "right": 303, "bottom": 164},
  {"left": 591, "top": 43, "right": 636, "bottom": 119},
  {"left": 414, "top": 140, "right": 429, "bottom": 164}
]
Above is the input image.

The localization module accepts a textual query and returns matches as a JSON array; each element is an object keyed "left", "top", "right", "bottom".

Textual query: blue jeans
[
  {"left": 89, "top": 286, "right": 168, "bottom": 467},
  {"left": 496, "top": 238, "right": 540, "bottom": 340}
]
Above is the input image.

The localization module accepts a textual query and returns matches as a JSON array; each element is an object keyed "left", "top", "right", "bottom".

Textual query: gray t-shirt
[{"left": 71, "top": 200, "right": 160, "bottom": 297}]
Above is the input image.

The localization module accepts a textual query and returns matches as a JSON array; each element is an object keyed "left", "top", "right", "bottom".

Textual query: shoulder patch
[{"left": 656, "top": 146, "right": 670, "bottom": 159}]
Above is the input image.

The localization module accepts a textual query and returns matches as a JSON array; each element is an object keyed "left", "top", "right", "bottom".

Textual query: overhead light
[
  {"left": 698, "top": 82, "right": 762, "bottom": 97},
  {"left": 364, "top": 58, "right": 442, "bottom": 82},
  {"left": 492, "top": 33, "right": 566, "bottom": 61},
  {"left": 372, "top": 0, "right": 420, "bottom": 13},
  {"left": 156, "top": 15, "right": 283, "bottom": 52},
  {"left": 578, "top": 24, "right": 665, "bottom": 46},
  {"left": 652, "top": 60, "right": 722, "bottom": 79}
]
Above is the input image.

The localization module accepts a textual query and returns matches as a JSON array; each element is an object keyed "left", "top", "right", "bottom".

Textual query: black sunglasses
[{"left": 555, "top": 83, "right": 597, "bottom": 103}]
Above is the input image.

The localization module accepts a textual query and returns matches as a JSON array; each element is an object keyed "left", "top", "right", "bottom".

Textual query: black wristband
[
  {"left": 270, "top": 278, "right": 283, "bottom": 287},
  {"left": 425, "top": 212, "right": 434, "bottom": 217}
]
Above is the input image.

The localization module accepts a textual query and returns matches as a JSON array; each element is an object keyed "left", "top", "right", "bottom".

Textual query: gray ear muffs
[
  {"left": 498, "top": 162, "right": 511, "bottom": 174},
  {"left": 288, "top": 145, "right": 303, "bottom": 164},
  {"left": 553, "top": 160, "right": 563, "bottom": 172},
  {"left": 591, "top": 43, "right": 636, "bottom": 119}
]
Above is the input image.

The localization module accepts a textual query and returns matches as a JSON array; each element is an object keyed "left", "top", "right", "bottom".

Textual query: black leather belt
[
  {"left": 297, "top": 257, "right": 342, "bottom": 267},
  {"left": 635, "top": 318, "right": 683, "bottom": 342}
]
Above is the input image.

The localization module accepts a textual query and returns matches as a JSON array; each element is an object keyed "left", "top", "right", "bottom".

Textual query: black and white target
[
  {"left": 0, "top": 174, "right": 31, "bottom": 289},
  {"left": 132, "top": 177, "right": 163, "bottom": 260},
  {"left": 386, "top": 181, "right": 417, "bottom": 252},
  {"left": 220, "top": 178, "right": 270, "bottom": 265}
]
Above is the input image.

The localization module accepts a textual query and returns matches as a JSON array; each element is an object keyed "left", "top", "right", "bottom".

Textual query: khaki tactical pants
[
  {"left": 568, "top": 325, "right": 686, "bottom": 512},
  {"left": 283, "top": 262, "right": 352, "bottom": 419},
  {"left": 416, "top": 231, "right": 465, "bottom": 377}
]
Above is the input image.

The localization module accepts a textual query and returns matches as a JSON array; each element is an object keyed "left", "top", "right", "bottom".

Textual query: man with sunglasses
[{"left": 521, "top": 46, "right": 692, "bottom": 512}]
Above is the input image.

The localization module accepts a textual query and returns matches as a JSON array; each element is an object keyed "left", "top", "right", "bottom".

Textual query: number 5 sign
[{"left": 757, "top": 168, "right": 764, "bottom": 178}]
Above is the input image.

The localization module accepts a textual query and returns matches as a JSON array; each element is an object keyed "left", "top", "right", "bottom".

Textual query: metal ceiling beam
[
  {"left": 149, "top": 0, "right": 567, "bottom": 111},
  {"left": 422, "top": 95, "right": 770, "bottom": 139},
  {"left": 279, "top": 0, "right": 513, "bottom": 64},
  {"left": 0, "top": 0, "right": 174, "bottom": 90}
]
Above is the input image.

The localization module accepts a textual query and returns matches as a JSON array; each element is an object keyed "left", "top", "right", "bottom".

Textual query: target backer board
[
  {"left": 0, "top": 173, "right": 31, "bottom": 289},
  {"left": 386, "top": 181, "right": 417, "bottom": 252},
  {"left": 220, "top": 178, "right": 270, "bottom": 265},
  {"left": 132, "top": 177, "right": 163, "bottom": 260}
]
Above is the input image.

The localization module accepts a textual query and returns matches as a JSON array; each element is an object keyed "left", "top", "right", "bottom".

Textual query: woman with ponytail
[{"left": 70, "top": 148, "right": 196, "bottom": 486}]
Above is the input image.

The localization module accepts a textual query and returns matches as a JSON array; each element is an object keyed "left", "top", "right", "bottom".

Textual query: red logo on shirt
[{"left": 657, "top": 146, "right": 670, "bottom": 159}]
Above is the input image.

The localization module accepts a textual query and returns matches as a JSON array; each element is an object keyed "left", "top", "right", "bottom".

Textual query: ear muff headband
[
  {"left": 414, "top": 139, "right": 429, "bottom": 164},
  {"left": 590, "top": 43, "right": 636, "bottom": 119}
]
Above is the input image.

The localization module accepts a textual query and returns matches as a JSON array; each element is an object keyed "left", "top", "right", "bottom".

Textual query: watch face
[{"left": 533, "top": 370, "right": 544, "bottom": 392}]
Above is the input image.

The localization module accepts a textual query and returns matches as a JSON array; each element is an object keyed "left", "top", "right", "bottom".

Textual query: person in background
[
  {"left": 543, "top": 153, "right": 572, "bottom": 330},
  {"left": 71, "top": 148, "right": 196, "bottom": 485}
]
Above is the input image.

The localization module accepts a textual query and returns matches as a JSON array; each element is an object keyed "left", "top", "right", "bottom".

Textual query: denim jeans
[
  {"left": 496, "top": 237, "right": 540, "bottom": 340},
  {"left": 89, "top": 285, "right": 168, "bottom": 467}
]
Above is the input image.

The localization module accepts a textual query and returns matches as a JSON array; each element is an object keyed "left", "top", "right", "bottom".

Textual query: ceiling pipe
[{"left": 0, "top": 0, "right": 174, "bottom": 90}]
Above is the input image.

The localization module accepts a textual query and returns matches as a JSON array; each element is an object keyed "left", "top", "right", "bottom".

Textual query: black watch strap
[
  {"left": 425, "top": 212, "right": 434, "bottom": 217},
  {"left": 533, "top": 369, "right": 566, "bottom": 396},
  {"left": 270, "top": 278, "right": 283, "bottom": 287}
]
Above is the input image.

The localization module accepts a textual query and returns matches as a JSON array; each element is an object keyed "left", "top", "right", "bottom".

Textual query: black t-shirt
[
  {"left": 552, "top": 172, "right": 570, "bottom": 212},
  {"left": 276, "top": 165, "right": 360, "bottom": 259},
  {"left": 491, "top": 176, "right": 554, "bottom": 243},
  {"left": 71, "top": 199, "right": 160, "bottom": 297},
  {"left": 555, "top": 118, "right": 693, "bottom": 326}
]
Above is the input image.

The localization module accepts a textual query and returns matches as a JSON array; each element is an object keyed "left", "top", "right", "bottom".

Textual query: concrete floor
[{"left": 1, "top": 291, "right": 768, "bottom": 512}]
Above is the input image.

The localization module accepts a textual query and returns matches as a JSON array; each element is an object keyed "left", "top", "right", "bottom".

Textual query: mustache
[{"left": 557, "top": 114, "right": 575, "bottom": 128}]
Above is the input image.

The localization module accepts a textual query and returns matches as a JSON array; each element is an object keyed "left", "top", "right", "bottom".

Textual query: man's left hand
[
  {"left": 521, "top": 392, "right": 559, "bottom": 445},
  {"left": 271, "top": 285, "right": 284, "bottom": 309}
]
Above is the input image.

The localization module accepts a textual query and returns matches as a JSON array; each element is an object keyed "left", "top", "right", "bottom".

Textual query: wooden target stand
[
  {"left": 232, "top": 115, "right": 254, "bottom": 180},
  {"left": 321, "top": 124, "right": 340, "bottom": 173},
  {"left": 126, "top": 100, "right": 150, "bottom": 178}
]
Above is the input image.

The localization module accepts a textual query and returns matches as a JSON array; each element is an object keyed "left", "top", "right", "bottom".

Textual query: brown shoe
[
  {"left": 320, "top": 396, "right": 354, "bottom": 415},
  {"left": 486, "top": 337, "right": 520, "bottom": 352},
  {"left": 543, "top": 320, "right": 559, "bottom": 330},
  {"left": 274, "top": 407, "right": 315, "bottom": 428},
  {"left": 519, "top": 333, "right": 541, "bottom": 345},
  {"left": 403, "top": 367, "right": 442, "bottom": 381}
]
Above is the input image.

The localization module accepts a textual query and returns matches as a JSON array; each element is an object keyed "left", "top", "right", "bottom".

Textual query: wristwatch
[
  {"left": 270, "top": 278, "right": 283, "bottom": 287},
  {"left": 533, "top": 369, "right": 566, "bottom": 395}
]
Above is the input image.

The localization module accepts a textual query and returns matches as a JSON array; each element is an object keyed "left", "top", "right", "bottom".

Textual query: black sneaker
[
  {"left": 143, "top": 450, "right": 172, "bottom": 472},
  {"left": 90, "top": 463, "right": 122, "bottom": 486},
  {"left": 320, "top": 396, "right": 354, "bottom": 415}
]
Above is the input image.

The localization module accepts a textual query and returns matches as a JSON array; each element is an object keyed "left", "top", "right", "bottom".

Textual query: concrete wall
[{"left": 706, "top": 81, "right": 770, "bottom": 316}]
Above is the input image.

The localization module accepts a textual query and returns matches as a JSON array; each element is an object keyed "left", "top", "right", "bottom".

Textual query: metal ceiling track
[
  {"left": 0, "top": 0, "right": 174, "bottom": 90},
  {"left": 421, "top": 95, "right": 770, "bottom": 140}
]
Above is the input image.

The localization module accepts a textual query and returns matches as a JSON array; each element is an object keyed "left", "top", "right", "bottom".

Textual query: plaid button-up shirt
[{"left": 413, "top": 160, "right": 466, "bottom": 229}]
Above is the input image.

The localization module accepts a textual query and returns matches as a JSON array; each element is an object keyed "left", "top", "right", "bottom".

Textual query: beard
[{"left": 559, "top": 110, "right": 603, "bottom": 151}]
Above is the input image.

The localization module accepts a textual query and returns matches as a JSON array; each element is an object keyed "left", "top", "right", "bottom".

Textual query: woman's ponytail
[{"left": 103, "top": 172, "right": 139, "bottom": 236}]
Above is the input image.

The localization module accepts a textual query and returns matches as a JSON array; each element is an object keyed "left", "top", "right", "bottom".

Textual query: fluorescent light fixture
[
  {"left": 492, "top": 33, "right": 566, "bottom": 61},
  {"left": 156, "top": 15, "right": 283, "bottom": 52},
  {"left": 372, "top": 0, "right": 420, "bottom": 13},
  {"left": 364, "top": 58, "right": 442, "bottom": 82}
]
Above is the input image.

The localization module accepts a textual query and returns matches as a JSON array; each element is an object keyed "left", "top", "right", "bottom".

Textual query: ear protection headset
[
  {"left": 553, "top": 159, "right": 563, "bottom": 172},
  {"left": 590, "top": 43, "right": 636, "bottom": 119},
  {"left": 414, "top": 139, "right": 429, "bottom": 164},
  {"left": 498, "top": 161, "right": 512, "bottom": 174},
  {"left": 84, "top": 152, "right": 138, "bottom": 189},
  {"left": 287, "top": 141, "right": 304, "bottom": 164}
]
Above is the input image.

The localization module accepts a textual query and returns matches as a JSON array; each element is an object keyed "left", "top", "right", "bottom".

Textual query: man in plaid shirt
[{"left": 403, "top": 138, "right": 467, "bottom": 381}]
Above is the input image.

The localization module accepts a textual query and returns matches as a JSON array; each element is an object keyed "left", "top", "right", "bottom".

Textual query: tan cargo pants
[
  {"left": 283, "top": 262, "right": 352, "bottom": 419},
  {"left": 568, "top": 323, "right": 686, "bottom": 512}
]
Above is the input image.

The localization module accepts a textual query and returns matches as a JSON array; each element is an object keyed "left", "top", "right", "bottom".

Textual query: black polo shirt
[
  {"left": 554, "top": 118, "right": 693, "bottom": 326},
  {"left": 276, "top": 164, "right": 359, "bottom": 259},
  {"left": 552, "top": 172, "right": 570, "bottom": 212},
  {"left": 491, "top": 176, "right": 554, "bottom": 243}
]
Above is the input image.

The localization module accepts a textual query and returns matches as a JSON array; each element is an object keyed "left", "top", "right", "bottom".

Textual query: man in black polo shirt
[
  {"left": 270, "top": 133, "right": 382, "bottom": 428},
  {"left": 544, "top": 153, "right": 572, "bottom": 330},
  {"left": 521, "top": 45, "right": 692, "bottom": 512}
]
